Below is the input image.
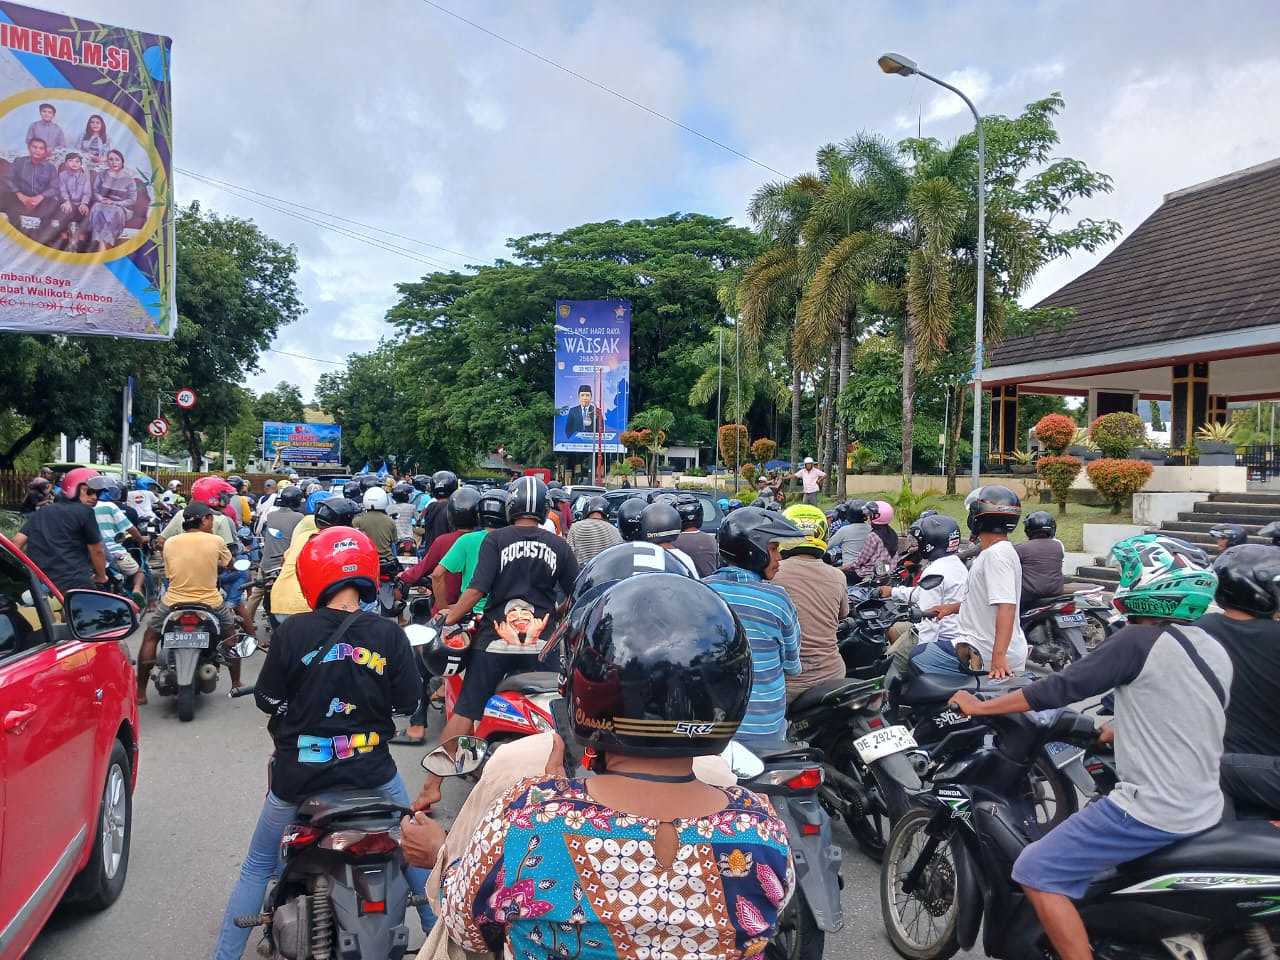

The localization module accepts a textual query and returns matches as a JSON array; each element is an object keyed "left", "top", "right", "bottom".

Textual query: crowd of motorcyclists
[{"left": 13, "top": 462, "right": 1280, "bottom": 960}]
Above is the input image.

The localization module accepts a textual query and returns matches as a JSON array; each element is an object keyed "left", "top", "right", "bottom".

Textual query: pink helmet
[
  {"left": 873, "top": 500, "right": 894, "bottom": 525},
  {"left": 191, "top": 476, "right": 236, "bottom": 508},
  {"left": 60, "top": 466, "right": 101, "bottom": 500}
]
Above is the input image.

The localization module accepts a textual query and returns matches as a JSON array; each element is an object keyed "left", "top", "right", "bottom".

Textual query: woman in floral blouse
[{"left": 441, "top": 572, "right": 795, "bottom": 959}]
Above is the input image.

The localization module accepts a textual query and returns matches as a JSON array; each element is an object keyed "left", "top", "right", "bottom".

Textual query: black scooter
[{"left": 879, "top": 706, "right": 1280, "bottom": 960}]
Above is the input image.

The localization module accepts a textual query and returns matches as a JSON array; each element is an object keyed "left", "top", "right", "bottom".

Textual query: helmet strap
[{"left": 599, "top": 770, "right": 698, "bottom": 783}]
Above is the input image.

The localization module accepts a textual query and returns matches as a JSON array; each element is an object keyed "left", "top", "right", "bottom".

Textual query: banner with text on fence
[
  {"left": 0, "top": 2, "right": 173, "bottom": 339},
  {"left": 262, "top": 422, "right": 342, "bottom": 465},
  {"left": 553, "top": 299, "right": 630, "bottom": 453}
]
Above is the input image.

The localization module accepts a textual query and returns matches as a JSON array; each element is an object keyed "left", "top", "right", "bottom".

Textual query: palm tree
[
  {"left": 628, "top": 406, "right": 675, "bottom": 486},
  {"left": 687, "top": 327, "right": 791, "bottom": 426}
]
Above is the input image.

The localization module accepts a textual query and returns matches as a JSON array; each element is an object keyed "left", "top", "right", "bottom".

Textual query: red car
[{"left": 0, "top": 533, "right": 140, "bottom": 960}]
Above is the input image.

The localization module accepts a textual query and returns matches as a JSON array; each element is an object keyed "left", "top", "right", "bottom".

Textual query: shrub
[
  {"left": 1069, "top": 427, "right": 1099, "bottom": 453},
  {"left": 624, "top": 455, "right": 646, "bottom": 472},
  {"left": 1086, "top": 458, "right": 1154, "bottom": 514},
  {"left": 1089, "top": 412, "right": 1147, "bottom": 458},
  {"left": 889, "top": 476, "right": 934, "bottom": 528},
  {"left": 609, "top": 460, "right": 635, "bottom": 477},
  {"left": 750, "top": 437, "right": 778, "bottom": 463},
  {"left": 1195, "top": 421, "right": 1238, "bottom": 444},
  {"left": 619, "top": 429, "right": 650, "bottom": 454},
  {"left": 737, "top": 488, "right": 759, "bottom": 506},
  {"left": 684, "top": 466, "right": 707, "bottom": 477},
  {"left": 741, "top": 462, "right": 758, "bottom": 484},
  {"left": 1036, "top": 454, "right": 1084, "bottom": 515},
  {"left": 1034, "top": 413, "right": 1076, "bottom": 454},
  {"left": 718, "top": 424, "right": 749, "bottom": 470}
]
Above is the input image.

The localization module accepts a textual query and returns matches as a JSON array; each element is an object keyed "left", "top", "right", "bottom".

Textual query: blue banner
[
  {"left": 553, "top": 299, "right": 630, "bottom": 453},
  {"left": 262, "top": 421, "right": 342, "bottom": 465}
]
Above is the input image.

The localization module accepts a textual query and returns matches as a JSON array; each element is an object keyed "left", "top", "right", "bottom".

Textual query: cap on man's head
[
  {"left": 804, "top": 457, "right": 815, "bottom": 465},
  {"left": 183, "top": 501, "right": 213, "bottom": 523}
]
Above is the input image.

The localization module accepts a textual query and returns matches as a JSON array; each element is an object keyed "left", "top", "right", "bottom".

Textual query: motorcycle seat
[
  {"left": 1119, "top": 818, "right": 1280, "bottom": 876},
  {"left": 166, "top": 601, "right": 217, "bottom": 612},
  {"left": 895, "top": 672, "right": 981, "bottom": 705},
  {"left": 786, "top": 676, "right": 878, "bottom": 717},
  {"left": 495, "top": 671, "right": 561, "bottom": 695},
  {"left": 297, "top": 787, "right": 403, "bottom": 824}
]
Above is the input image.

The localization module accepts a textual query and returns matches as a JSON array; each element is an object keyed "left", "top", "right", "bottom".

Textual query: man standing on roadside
[
  {"left": 794, "top": 456, "right": 826, "bottom": 506},
  {"left": 14, "top": 467, "right": 109, "bottom": 594}
]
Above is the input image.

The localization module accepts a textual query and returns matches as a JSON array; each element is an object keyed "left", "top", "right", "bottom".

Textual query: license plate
[
  {"left": 1055, "top": 613, "right": 1087, "bottom": 627},
  {"left": 854, "top": 725, "right": 917, "bottom": 763},
  {"left": 164, "top": 631, "right": 209, "bottom": 649},
  {"left": 1044, "top": 740, "right": 1085, "bottom": 768}
]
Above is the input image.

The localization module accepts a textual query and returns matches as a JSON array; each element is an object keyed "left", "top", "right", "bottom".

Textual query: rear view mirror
[
  {"left": 224, "top": 634, "right": 259, "bottom": 660},
  {"left": 404, "top": 623, "right": 437, "bottom": 648},
  {"left": 918, "top": 574, "right": 944, "bottom": 591},
  {"left": 232, "top": 557, "right": 252, "bottom": 572},
  {"left": 421, "top": 735, "right": 489, "bottom": 776},
  {"left": 875, "top": 563, "right": 890, "bottom": 578},
  {"left": 721, "top": 741, "right": 765, "bottom": 781},
  {"left": 64, "top": 589, "right": 138, "bottom": 641}
]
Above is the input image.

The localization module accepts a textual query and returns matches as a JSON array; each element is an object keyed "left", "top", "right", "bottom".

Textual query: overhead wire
[
  {"left": 265, "top": 347, "right": 345, "bottom": 366},
  {"left": 417, "top": 0, "right": 789, "bottom": 178}
]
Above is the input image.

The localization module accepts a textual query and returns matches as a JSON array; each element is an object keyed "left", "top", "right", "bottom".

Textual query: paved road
[{"left": 27, "top": 630, "right": 977, "bottom": 960}]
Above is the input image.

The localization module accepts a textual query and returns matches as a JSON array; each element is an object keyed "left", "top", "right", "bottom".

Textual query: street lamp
[{"left": 879, "top": 52, "right": 986, "bottom": 489}]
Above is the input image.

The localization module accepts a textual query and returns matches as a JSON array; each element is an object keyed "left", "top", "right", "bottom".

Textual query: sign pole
[
  {"left": 120, "top": 378, "right": 132, "bottom": 483},
  {"left": 154, "top": 397, "right": 161, "bottom": 474}
]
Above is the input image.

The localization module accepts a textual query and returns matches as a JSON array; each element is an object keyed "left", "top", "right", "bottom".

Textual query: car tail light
[
  {"left": 786, "top": 768, "right": 823, "bottom": 791},
  {"left": 800, "top": 822, "right": 822, "bottom": 836},
  {"left": 361, "top": 900, "right": 386, "bottom": 915},
  {"left": 867, "top": 716, "right": 884, "bottom": 730},
  {"left": 318, "top": 830, "right": 400, "bottom": 856},
  {"left": 178, "top": 612, "right": 202, "bottom": 630},
  {"left": 281, "top": 824, "right": 321, "bottom": 850}
]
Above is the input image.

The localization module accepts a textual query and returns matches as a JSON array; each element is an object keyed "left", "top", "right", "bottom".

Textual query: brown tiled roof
[{"left": 988, "top": 158, "right": 1280, "bottom": 368}]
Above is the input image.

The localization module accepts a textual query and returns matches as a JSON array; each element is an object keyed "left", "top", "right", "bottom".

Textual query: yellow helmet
[{"left": 781, "top": 503, "right": 829, "bottom": 553}]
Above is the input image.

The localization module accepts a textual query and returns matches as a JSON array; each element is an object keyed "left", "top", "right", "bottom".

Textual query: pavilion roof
[{"left": 988, "top": 158, "right": 1280, "bottom": 368}]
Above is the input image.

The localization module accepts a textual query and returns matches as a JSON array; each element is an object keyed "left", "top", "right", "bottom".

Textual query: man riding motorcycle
[
  {"left": 389, "top": 481, "right": 417, "bottom": 545},
  {"left": 1211, "top": 522, "right": 1249, "bottom": 552},
  {"left": 949, "top": 534, "right": 1230, "bottom": 960},
  {"left": 1016, "top": 510, "right": 1066, "bottom": 610},
  {"left": 1198, "top": 543, "right": 1280, "bottom": 815},
  {"left": 883, "top": 513, "right": 969, "bottom": 668},
  {"left": 211, "top": 526, "right": 431, "bottom": 960},
  {"left": 355, "top": 486, "right": 397, "bottom": 562},
  {"left": 420, "top": 470, "right": 459, "bottom": 549},
  {"left": 13, "top": 466, "right": 109, "bottom": 593},
  {"left": 269, "top": 496, "right": 361, "bottom": 621},
  {"left": 673, "top": 492, "right": 719, "bottom": 576},
  {"left": 564, "top": 494, "right": 622, "bottom": 565}
]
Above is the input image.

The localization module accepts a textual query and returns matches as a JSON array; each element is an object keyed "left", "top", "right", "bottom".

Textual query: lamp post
[{"left": 879, "top": 52, "right": 986, "bottom": 489}]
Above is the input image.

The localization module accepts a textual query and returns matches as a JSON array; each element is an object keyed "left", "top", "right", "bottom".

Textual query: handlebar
[{"left": 229, "top": 685, "right": 256, "bottom": 699}]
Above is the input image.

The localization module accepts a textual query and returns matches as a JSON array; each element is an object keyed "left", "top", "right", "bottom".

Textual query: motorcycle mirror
[
  {"left": 232, "top": 557, "right": 252, "bottom": 572},
  {"left": 918, "top": 573, "right": 944, "bottom": 591},
  {"left": 875, "top": 563, "right": 890, "bottom": 578},
  {"left": 720, "top": 741, "right": 764, "bottom": 781},
  {"left": 224, "top": 634, "right": 259, "bottom": 660},
  {"left": 421, "top": 735, "right": 489, "bottom": 777},
  {"left": 404, "top": 623, "right": 437, "bottom": 647}
]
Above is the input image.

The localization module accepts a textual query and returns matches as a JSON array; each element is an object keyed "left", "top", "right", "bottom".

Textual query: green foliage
[
  {"left": 254, "top": 382, "right": 306, "bottom": 424},
  {"left": 889, "top": 477, "right": 935, "bottom": 528},
  {"left": 1034, "top": 413, "right": 1076, "bottom": 453},
  {"left": 1086, "top": 458, "right": 1154, "bottom": 514},
  {"left": 1148, "top": 400, "right": 1165, "bottom": 433},
  {"left": 1070, "top": 427, "right": 1099, "bottom": 452},
  {"left": 1036, "top": 454, "right": 1084, "bottom": 515},
  {"left": 741, "top": 462, "right": 758, "bottom": 485},
  {"left": 609, "top": 459, "right": 635, "bottom": 477},
  {"left": 628, "top": 406, "right": 675, "bottom": 484},
  {"left": 1194, "top": 420, "right": 1237, "bottom": 444},
  {"left": 736, "top": 488, "right": 759, "bottom": 506},
  {"left": 1090, "top": 413, "right": 1147, "bottom": 458}
]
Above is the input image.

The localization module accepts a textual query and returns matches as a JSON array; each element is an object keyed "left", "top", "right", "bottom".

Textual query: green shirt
[{"left": 441, "top": 529, "right": 489, "bottom": 613}]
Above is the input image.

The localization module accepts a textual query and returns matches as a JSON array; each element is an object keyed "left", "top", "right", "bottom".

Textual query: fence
[{"left": 1238, "top": 445, "right": 1280, "bottom": 482}]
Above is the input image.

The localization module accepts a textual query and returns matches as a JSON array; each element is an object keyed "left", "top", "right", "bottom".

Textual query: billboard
[
  {"left": 262, "top": 421, "right": 342, "bottom": 464},
  {"left": 0, "top": 3, "right": 174, "bottom": 339},
  {"left": 553, "top": 299, "right": 630, "bottom": 453}
]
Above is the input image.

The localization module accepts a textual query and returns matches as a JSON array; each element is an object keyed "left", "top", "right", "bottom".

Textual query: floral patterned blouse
[{"left": 442, "top": 776, "right": 796, "bottom": 960}]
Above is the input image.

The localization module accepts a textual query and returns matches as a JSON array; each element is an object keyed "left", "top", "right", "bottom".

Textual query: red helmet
[
  {"left": 296, "top": 526, "right": 378, "bottom": 610},
  {"left": 191, "top": 476, "right": 236, "bottom": 508},
  {"left": 60, "top": 467, "right": 101, "bottom": 500}
]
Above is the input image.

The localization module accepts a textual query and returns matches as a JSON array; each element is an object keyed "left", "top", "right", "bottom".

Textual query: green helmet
[{"left": 1110, "top": 534, "right": 1218, "bottom": 621}]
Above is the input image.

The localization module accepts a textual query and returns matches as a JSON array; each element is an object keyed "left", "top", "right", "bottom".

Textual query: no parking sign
[{"left": 147, "top": 418, "right": 168, "bottom": 438}]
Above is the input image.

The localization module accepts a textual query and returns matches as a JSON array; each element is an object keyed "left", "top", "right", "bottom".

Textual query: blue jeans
[
  {"left": 212, "top": 773, "right": 433, "bottom": 960},
  {"left": 219, "top": 567, "right": 249, "bottom": 606},
  {"left": 910, "top": 639, "right": 977, "bottom": 681}
]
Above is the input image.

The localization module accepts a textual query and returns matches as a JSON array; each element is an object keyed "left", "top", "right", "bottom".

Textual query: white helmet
[
  {"left": 167, "top": 479, "right": 181, "bottom": 490},
  {"left": 362, "top": 487, "right": 390, "bottom": 512}
]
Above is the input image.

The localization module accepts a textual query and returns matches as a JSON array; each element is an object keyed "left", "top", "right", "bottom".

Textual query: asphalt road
[{"left": 27, "top": 629, "right": 980, "bottom": 960}]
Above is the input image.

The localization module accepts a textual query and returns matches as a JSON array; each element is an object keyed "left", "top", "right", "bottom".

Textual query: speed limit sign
[
  {"left": 147, "top": 418, "right": 169, "bottom": 438},
  {"left": 175, "top": 386, "right": 197, "bottom": 410}
]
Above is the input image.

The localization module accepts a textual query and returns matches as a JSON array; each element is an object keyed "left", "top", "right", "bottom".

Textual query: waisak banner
[
  {"left": 0, "top": 2, "right": 174, "bottom": 339},
  {"left": 553, "top": 299, "right": 630, "bottom": 454}
]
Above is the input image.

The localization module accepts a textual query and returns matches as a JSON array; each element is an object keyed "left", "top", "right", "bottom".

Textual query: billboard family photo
[
  {"left": 0, "top": 2, "right": 173, "bottom": 340},
  {"left": 553, "top": 298, "right": 630, "bottom": 453}
]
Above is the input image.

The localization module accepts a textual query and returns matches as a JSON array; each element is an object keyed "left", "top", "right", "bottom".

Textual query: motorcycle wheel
[
  {"left": 880, "top": 807, "right": 962, "bottom": 960},
  {"left": 1025, "top": 755, "right": 1078, "bottom": 831},
  {"left": 177, "top": 684, "right": 195, "bottom": 722},
  {"left": 835, "top": 749, "right": 889, "bottom": 861},
  {"left": 765, "top": 887, "right": 823, "bottom": 960}
]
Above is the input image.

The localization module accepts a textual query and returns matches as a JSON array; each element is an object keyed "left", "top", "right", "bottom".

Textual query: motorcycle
[
  {"left": 724, "top": 741, "right": 843, "bottom": 960},
  {"left": 234, "top": 725, "right": 486, "bottom": 959},
  {"left": 377, "top": 560, "right": 406, "bottom": 619},
  {"left": 155, "top": 558, "right": 257, "bottom": 721},
  {"left": 879, "top": 705, "right": 1280, "bottom": 960}
]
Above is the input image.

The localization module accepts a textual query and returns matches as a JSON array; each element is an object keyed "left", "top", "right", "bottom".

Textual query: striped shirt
[
  {"left": 704, "top": 565, "right": 801, "bottom": 746},
  {"left": 93, "top": 502, "right": 132, "bottom": 560}
]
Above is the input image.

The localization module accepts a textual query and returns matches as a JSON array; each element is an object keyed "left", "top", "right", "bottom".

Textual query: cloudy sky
[{"left": 73, "top": 0, "right": 1280, "bottom": 397}]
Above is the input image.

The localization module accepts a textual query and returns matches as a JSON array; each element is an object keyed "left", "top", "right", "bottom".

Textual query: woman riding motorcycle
[
  {"left": 439, "top": 572, "right": 796, "bottom": 959},
  {"left": 212, "top": 526, "right": 431, "bottom": 959}
]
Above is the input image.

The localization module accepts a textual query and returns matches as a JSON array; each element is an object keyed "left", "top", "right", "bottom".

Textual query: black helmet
[
  {"left": 431, "top": 470, "right": 459, "bottom": 498},
  {"left": 315, "top": 496, "right": 360, "bottom": 529},
  {"left": 506, "top": 475, "right": 548, "bottom": 523},
  {"left": 717, "top": 508, "right": 803, "bottom": 574},
  {"left": 342, "top": 480, "right": 362, "bottom": 502},
  {"left": 1261, "top": 521, "right": 1280, "bottom": 547},
  {"left": 547, "top": 480, "right": 564, "bottom": 490},
  {"left": 564, "top": 574, "right": 751, "bottom": 758},
  {"left": 908, "top": 514, "right": 962, "bottom": 561},
  {"left": 477, "top": 489, "right": 509, "bottom": 529},
  {"left": 412, "top": 473, "right": 433, "bottom": 493},
  {"left": 640, "top": 502, "right": 681, "bottom": 545},
  {"left": 765, "top": 499, "right": 783, "bottom": 512},
  {"left": 918, "top": 508, "right": 940, "bottom": 520},
  {"left": 391, "top": 482, "right": 413, "bottom": 503},
  {"left": 967, "top": 484, "right": 1022, "bottom": 536},
  {"left": 674, "top": 494, "right": 703, "bottom": 530},
  {"left": 1212, "top": 544, "right": 1280, "bottom": 617},
  {"left": 833, "top": 502, "right": 850, "bottom": 522},
  {"left": 1024, "top": 511, "right": 1057, "bottom": 539},
  {"left": 358, "top": 474, "right": 381, "bottom": 491},
  {"left": 616, "top": 497, "right": 647, "bottom": 542},
  {"left": 548, "top": 488, "right": 570, "bottom": 506},
  {"left": 727, "top": 498, "right": 743, "bottom": 512},
  {"left": 447, "top": 486, "right": 482, "bottom": 530},
  {"left": 418, "top": 622, "right": 474, "bottom": 678},
  {"left": 846, "top": 499, "right": 872, "bottom": 523},
  {"left": 276, "top": 486, "right": 304, "bottom": 511},
  {"left": 582, "top": 495, "right": 609, "bottom": 519},
  {"left": 227, "top": 475, "right": 245, "bottom": 493},
  {"left": 1210, "top": 523, "right": 1248, "bottom": 549}
]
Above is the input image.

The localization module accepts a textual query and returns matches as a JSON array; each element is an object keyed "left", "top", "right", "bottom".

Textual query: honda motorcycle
[{"left": 879, "top": 705, "right": 1280, "bottom": 960}]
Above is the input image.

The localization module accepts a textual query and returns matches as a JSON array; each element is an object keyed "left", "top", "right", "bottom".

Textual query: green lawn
[{"left": 815, "top": 493, "right": 1132, "bottom": 553}]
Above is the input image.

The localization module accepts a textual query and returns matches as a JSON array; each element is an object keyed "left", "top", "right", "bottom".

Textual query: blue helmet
[
  {"left": 306, "top": 488, "right": 332, "bottom": 515},
  {"left": 717, "top": 497, "right": 730, "bottom": 510},
  {"left": 134, "top": 474, "right": 159, "bottom": 490}
]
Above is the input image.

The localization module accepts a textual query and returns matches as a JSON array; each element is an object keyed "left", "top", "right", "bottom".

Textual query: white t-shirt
[
  {"left": 954, "top": 539, "right": 1027, "bottom": 670},
  {"left": 125, "top": 488, "right": 157, "bottom": 519},
  {"left": 794, "top": 467, "right": 826, "bottom": 494},
  {"left": 665, "top": 546, "right": 699, "bottom": 577},
  {"left": 890, "top": 553, "right": 969, "bottom": 645}
]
